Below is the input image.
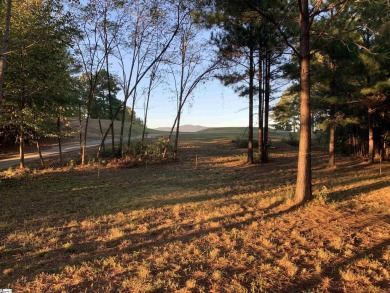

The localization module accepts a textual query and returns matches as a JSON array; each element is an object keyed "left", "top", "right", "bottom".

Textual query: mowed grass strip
[{"left": 0, "top": 135, "right": 389, "bottom": 292}]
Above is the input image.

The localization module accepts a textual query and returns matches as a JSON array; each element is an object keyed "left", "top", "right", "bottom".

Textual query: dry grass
[{"left": 0, "top": 135, "right": 389, "bottom": 292}]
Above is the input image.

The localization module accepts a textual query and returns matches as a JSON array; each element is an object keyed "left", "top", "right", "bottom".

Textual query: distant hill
[
  {"left": 153, "top": 125, "right": 208, "bottom": 133},
  {"left": 198, "top": 127, "right": 248, "bottom": 134}
]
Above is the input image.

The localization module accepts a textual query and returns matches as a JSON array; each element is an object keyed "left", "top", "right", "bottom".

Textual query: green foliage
[
  {"left": 277, "top": 0, "right": 390, "bottom": 159},
  {"left": 80, "top": 70, "right": 122, "bottom": 120},
  {"left": 127, "top": 141, "right": 143, "bottom": 157},
  {"left": 124, "top": 107, "right": 144, "bottom": 126},
  {"left": 282, "top": 133, "right": 299, "bottom": 147},
  {"left": 144, "top": 137, "right": 170, "bottom": 159},
  {"left": 231, "top": 138, "right": 258, "bottom": 149},
  {"left": 116, "top": 137, "right": 170, "bottom": 162},
  {"left": 0, "top": 0, "right": 75, "bottom": 146},
  {"left": 271, "top": 86, "right": 299, "bottom": 132}
]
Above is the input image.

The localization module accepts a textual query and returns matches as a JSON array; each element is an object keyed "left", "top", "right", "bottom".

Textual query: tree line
[
  {"left": 206, "top": 0, "right": 389, "bottom": 203},
  {"left": 0, "top": 0, "right": 389, "bottom": 204}
]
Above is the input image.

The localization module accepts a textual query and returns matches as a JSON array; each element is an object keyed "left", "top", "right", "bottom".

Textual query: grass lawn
[{"left": 0, "top": 133, "right": 389, "bottom": 292}]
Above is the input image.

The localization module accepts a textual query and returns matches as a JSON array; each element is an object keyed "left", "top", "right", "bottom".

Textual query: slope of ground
[
  {"left": 68, "top": 118, "right": 165, "bottom": 141},
  {"left": 0, "top": 135, "right": 389, "bottom": 292},
  {"left": 153, "top": 125, "right": 208, "bottom": 133}
]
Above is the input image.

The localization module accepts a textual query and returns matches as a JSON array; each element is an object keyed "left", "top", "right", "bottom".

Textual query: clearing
[{"left": 0, "top": 132, "right": 389, "bottom": 292}]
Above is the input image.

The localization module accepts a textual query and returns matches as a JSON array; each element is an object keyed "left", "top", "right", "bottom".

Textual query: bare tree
[
  {"left": 73, "top": 1, "right": 107, "bottom": 164},
  {"left": 141, "top": 61, "right": 163, "bottom": 146},
  {"left": 162, "top": 9, "right": 220, "bottom": 159},
  {"left": 96, "top": 0, "right": 188, "bottom": 158},
  {"left": 72, "top": 0, "right": 123, "bottom": 164},
  {"left": 106, "top": 0, "right": 187, "bottom": 156},
  {"left": 100, "top": 0, "right": 124, "bottom": 152}
]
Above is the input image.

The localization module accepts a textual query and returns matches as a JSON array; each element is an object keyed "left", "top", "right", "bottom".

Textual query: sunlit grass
[{"left": 0, "top": 135, "right": 389, "bottom": 292}]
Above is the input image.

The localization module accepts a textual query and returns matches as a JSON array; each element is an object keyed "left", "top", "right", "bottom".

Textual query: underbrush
[
  {"left": 282, "top": 133, "right": 299, "bottom": 147},
  {"left": 105, "top": 137, "right": 174, "bottom": 168},
  {"left": 1, "top": 138, "right": 174, "bottom": 177},
  {"left": 232, "top": 137, "right": 259, "bottom": 148}
]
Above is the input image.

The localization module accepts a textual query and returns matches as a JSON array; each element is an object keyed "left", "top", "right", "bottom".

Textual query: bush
[
  {"left": 143, "top": 137, "right": 171, "bottom": 159},
  {"left": 123, "top": 140, "right": 142, "bottom": 157},
  {"left": 283, "top": 133, "right": 299, "bottom": 147},
  {"left": 232, "top": 138, "right": 259, "bottom": 149},
  {"left": 105, "top": 137, "right": 173, "bottom": 169}
]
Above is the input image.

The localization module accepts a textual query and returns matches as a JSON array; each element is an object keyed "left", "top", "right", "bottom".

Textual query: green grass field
[
  {"left": 0, "top": 133, "right": 389, "bottom": 292},
  {"left": 70, "top": 119, "right": 289, "bottom": 141}
]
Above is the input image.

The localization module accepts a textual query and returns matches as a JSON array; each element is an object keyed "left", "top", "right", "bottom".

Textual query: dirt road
[
  {"left": 0, "top": 134, "right": 162, "bottom": 170},
  {"left": 0, "top": 140, "right": 103, "bottom": 171}
]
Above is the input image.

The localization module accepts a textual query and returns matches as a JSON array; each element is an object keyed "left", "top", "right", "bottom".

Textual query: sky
[
  {"left": 93, "top": 12, "right": 281, "bottom": 130},
  {"left": 104, "top": 15, "right": 256, "bottom": 130},
  {"left": 139, "top": 79, "right": 250, "bottom": 129},
  {"left": 71, "top": 1, "right": 286, "bottom": 131}
]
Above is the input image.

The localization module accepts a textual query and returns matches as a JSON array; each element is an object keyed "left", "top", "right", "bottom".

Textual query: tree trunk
[
  {"left": 79, "top": 103, "right": 83, "bottom": 155},
  {"left": 82, "top": 116, "right": 89, "bottom": 165},
  {"left": 118, "top": 102, "right": 126, "bottom": 156},
  {"left": 127, "top": 86, "right": 138, "bottom": 148},
  {"left": 0, "top": 0, "right": 12, "bottom": 104},
  {"left": 294, "top": 0, "right": 312, "bottom": 203},
  {"left": 103, "top": 10, "right": 115, "bottom": 153},
  {"left": 141, "top": 92, "right": 149, "bottom": 146},
  {"left": 98, "top": 117, "right": 105, "bottom": 154},
  {"left": 173, "top": 110, "right": 181, "bottom": 160},
  {"left": 328, "top": 124, "right": 335, "bottom": 167},
  {"left": 57, "top": 115, "right": 63, "bottom": 165},
  {"left": 258, "top": 52, "right": 263, "bottom": 163},
  {"left": 262, "top": 53, "right": 270, "bottom": 163},
  {"left": 173, "top": 93, "right": 183, "bottom": 160},
  {"left": 19, "top": 127, "right": 25, "bottom": 169},
  {"left": 82, "top": 76, "right": 96, "bottom": 164},
  {"left": 142, "top": 69, "right": 156, "bottom": 146},
  {"left": 36, "top": 138, "right": 45, "bottom": 168},
  {"left": 328, "top": 54, "right": 336, "bottom": 167},
  {"left": 119, "top": 30, "right": 138, "bottom": 156},
  {"left": 247, "top": 45, "right": 254, "bottom": 164},
  {"left": 105, "top": 61, "right": 115, "bottom": 153},
  {"left": 173, "top": 32, "right": 187, "bottom": 160},
  {"left": 368, "top": 107, "right": 374, "bottom": 163},
  {"left": 328, "top": 104, "right": 336, "bottom": 167}
]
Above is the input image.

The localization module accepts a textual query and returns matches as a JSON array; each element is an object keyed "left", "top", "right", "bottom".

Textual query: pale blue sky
[{"left": 143, "top": 79, "right": 249, "bottom": 129}]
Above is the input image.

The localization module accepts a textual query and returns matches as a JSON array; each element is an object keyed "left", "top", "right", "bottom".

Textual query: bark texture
[
  {"left": 258, "top": 53, "right": 263, "bottom": 162},
  {"left": 368, "top": 107, "right": 374, "bottom": 163},
  {"left": 247, "top": 45, "right": 254, "bottom": 164},
  {"left": 328, "top": 104, "right": 336, "bottom": 167},
  {"left": 294, "top": 0, "right": 313, "bottom": 203},
  {"left": 328, "top": 124, "right": 335, "bottom": 167}
]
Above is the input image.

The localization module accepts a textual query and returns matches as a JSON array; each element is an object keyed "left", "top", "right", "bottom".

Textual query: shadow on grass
[
  {"left": 3, "top": 199, "right": 294, "bottom": 287},
  {"left": 2, "top": 137, "right": 389, "bottom": 289},
  {"left": 1, "top": 155, "right": 298, "bottom": 233},
  {"left": 327, "top": 180, "right": 390, "bottom": 202},
  {"left": 283, "top": 238, "right": 390, "bottom": 292}
]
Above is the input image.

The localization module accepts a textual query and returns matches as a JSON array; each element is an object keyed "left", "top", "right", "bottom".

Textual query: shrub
[
  {"left": 232, "top": 138, "right": 259, "bottom": 149},
  {"left": 123, "top": 140, "right": 143, "bottom": 157},
  {"left": 283, "top": 133, "right": 299, "bottom": 147}
]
